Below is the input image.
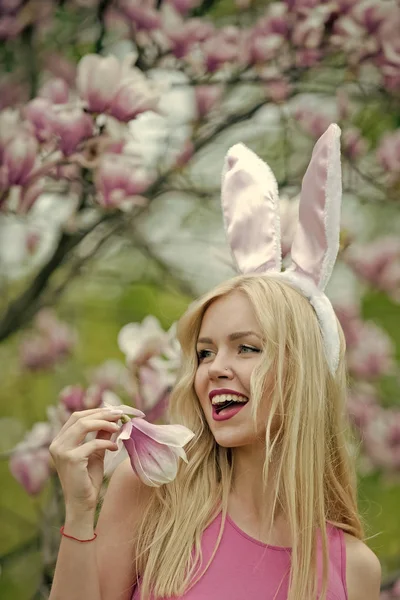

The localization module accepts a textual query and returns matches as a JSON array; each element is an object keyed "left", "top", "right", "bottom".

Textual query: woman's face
[{"left": 194, "top": 290, "right": 267, "bottom": 448}]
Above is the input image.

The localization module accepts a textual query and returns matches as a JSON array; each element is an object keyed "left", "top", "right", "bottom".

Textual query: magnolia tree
[{"left": 1, "top": 0, "right": 400, "bottom": 596}]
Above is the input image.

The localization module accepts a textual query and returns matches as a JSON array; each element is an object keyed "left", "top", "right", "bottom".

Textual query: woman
[{"left": 49, "top": 125, "right": 381, "bottom": 600}]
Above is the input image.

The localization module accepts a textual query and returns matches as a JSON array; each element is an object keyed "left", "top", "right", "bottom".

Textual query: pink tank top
[{"left": 132, "top": 513, "right": 348, "bottom": 600}]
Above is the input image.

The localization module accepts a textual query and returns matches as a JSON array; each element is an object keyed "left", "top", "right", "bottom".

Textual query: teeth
[{"left": 211, "top": 394, "right": 248, "bottom": 406}]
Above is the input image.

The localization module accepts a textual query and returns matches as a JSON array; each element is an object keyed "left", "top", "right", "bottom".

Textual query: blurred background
[{"left": 0, "top": 0, "right": 400, "bottom": 598}]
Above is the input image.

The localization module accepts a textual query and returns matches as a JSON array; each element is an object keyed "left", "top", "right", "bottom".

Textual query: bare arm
[
  {"left": 345, "top": 534, "right": 382, "bottom": 600},
  {"left": 48, "top": 408, "right": 151, "bottom": 600}
]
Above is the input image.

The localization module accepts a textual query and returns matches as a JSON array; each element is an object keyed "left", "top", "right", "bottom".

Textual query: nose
[{"left": 208, "top": 357, "right": 233, "bottom": 380}]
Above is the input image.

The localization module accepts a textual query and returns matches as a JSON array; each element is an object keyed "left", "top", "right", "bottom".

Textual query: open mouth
[{"left": 214, "top": 399, "right": 248, "bottom": 414}]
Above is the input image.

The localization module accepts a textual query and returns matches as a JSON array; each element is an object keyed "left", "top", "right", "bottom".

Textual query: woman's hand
[{"left": 49, "top": 407, "right": 123, "bottom": 516}]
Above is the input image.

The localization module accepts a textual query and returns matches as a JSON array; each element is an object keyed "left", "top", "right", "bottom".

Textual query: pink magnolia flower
[
  {"left": 77, "top": 54, "right": 121, "bottom": 114},
  {"left": 295, "top": 108, "right": 332, "bottom": 139},
  {"left": 0, "top": 131, "right": 38, "bottom": 187},
  {"left": 347, "top": 322, "right": 395, "bottom": 380},
  {"left": 118, "top": 316, "right": 168, "bottom": 367},
  {"left": 9, "top": 447, "right": 51, "bottom": 495},
  {"left": 51, "top": 106, "right": 93, "bottom": 156},
  {"left": 342, "top": 127, "right": 368, "bottom": 160},
  {"left": 39, "top": 78, "right": 69, "bottom": 104},
  {"left": 161, "top": 7, "right": 214, "bottom": 59},
  {"left": 95, "top": 152, "right": 150, "bottom": 209},
  {"left": 77, "top": 53, "right": 160, "bottom": 122},
  {"left": 20, "top": 310, "right": 77, "bottom": 371},
  {"left": 24, "top": 98, "right": 55, "bottom": 143},
  {"left": 0, "top": 108, "right": 21, "bottom": 155},
  {"left": 135, "top": 362, "right": 173, "bottom": 414},
  {"left": 118, "top": 0, "right": 161, "bottom": 31},
  {"left": 116, "top": 410, "right": 195, "bottom": 486},
  {"left": 108, "top": 72, "right": 160, "bottom": 123},
  {"left": 194, "top": 85, "right": 222, "bottom": 119},
  {"left": 376, "top": 131, "right": 400, "bottom": 182},
  {"left": 9, "top": 421, "right": 53, "bottom": 495},
  {"left": 345, "top": 237, "right": 400, "bottom": 301},
  {"left": 202, "top": 27, "right": 240, "bottom": 72},
  {"left": 59, "top": 385, "right": 87, "bottom": 412},
  {"left": 362, "top": 408, "right": 400, "bottom": 472}
]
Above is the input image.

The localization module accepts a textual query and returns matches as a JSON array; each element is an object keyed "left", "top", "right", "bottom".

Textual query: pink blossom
[
  {"left": 0, "top": 131, "right": 38, "bottom": 187},
  {"left": 136, "top": 362, "right": 172, "bottom": 414},
  {"left": 362, "top": 408, "right": 400, "bottom": 472},
  {"left": 332, "top": 301, "right": 362, "bottom": 349},
  {"left": 77, "top": 54, "right": 123, "bottom": 114},
  {"left": 342, "top": 127, "right": 368, "bottom": 160},
  {"left": 77, "top": 53, "right": 159, "bottom": 122},
  {"left": 295, "top": 108, "right": 331, "bottom": 139},
  {"left": 0, "top": 108, "right": 21, "bottom": 155},
  {"left": 39, "top": 78, "right": 69, "bottom": 104},
  {"left": 9, "top": 448, "right": 51, "bottom": 495},
  {"left": 118, "top": 0, "right": 161, "bottom": 31},
  {"left": 265, "top": 79, "right": 292, "bottom": 103},
  {"left": 347, "top": 322, "right": 395, "bottom": 380},
  {"left": 376, "top": 130, "right": 400, "bottom": 181},
  {"left": 295, "top": 48, "right": 322, "bottom": 67},
  {"left": 345, "top": 237, "right": 400, "bottom": 300},
  {"left": 194, "top": 85, "right": 222, "bottom": 119},
  {"left": 51, "top": 106, "right": 93, "bottom": 156},
  {"left": 20, "top": 310, "right": 77, "bottom": 371},
  {"left": 95, "top": 152, "right": 150, "bottom": 209},
  {"left": 118, "top": 316, "right": 168, "bottom": 367},
  {"left": 347, "top": 382, "right": 379, "bottom": 430},
  {"left": 202, "top": 27, "right": 239, "bottom": 72},
  {"left": 9, "top": 421, "right": 53, "bottom": 495},
  {"left": 24, "top": 98, "right": 55, "bottom": 143},
  {"left": 109, "top": 73, "right": 160, "bottom": 122},
  {"left": 59, "top": 385, "right": 87, "bottom": 412},
  {"left": 248, "top": 33, "right": 284, "bottom": 63},
  {"left": 162, "top": 8, "right": 214, "bottom": 59},
  {"left": 117, "top": 415, "right": 194, "bottom": 486}
]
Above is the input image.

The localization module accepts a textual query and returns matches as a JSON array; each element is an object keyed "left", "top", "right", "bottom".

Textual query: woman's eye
[
  {"left": 197, "top": 349, "right": 213, "bottom": 362},
  {"left": 239, "top": 344, "right": 261, "bottom": 354}
]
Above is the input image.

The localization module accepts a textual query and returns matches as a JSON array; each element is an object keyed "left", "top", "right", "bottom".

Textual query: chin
[{"left": 209, "top": 426, "right": 258, "bottom": 449}]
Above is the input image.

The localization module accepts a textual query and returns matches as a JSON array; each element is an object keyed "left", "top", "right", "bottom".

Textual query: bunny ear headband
[{"left": 221, "top": 124, "right": 342, "bottom": 374}]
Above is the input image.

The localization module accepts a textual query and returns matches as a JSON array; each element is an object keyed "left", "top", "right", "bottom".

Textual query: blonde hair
[{"left": 135, "top": 274, "right": 363, "bottom": 599}]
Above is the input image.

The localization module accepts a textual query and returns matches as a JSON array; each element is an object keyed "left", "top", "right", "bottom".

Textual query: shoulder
[
  {"left": 97, "top": 458, "right": 154, "bottom": 534},
  {"left": 343, "top": 533, "right": 381, "bottom": 600}
]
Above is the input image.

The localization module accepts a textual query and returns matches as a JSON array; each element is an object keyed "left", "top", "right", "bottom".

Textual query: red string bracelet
[{"left": 60, "top": 525, "right": 97, "bottom": 543}]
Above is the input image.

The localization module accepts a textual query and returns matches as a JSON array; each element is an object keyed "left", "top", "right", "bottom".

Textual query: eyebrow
[{"left": 197, "top": 331, "right": 261, "bottom": 344}]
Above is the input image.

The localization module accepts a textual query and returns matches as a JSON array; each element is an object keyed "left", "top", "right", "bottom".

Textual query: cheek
[{"left": 194, "top": 367, "right": 209, "bottom": 409}]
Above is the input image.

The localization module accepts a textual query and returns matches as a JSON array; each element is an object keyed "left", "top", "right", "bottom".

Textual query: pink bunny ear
[
  {"left": 221, "top": 143, "right": 281, "bottom": 274},
  {"left": 287, "top": 124, "right": 342, "bottom": 291}
]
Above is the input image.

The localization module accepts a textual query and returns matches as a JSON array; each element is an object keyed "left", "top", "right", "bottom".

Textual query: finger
[
  {"left": 55, "top": 408, "right": 124, "bottom": 438},
  {"left": 67, "top": 439, "right": 119, "bottom": 461},
  {"left": 61, "top": 419, "right": 122, "bottom": 448}
]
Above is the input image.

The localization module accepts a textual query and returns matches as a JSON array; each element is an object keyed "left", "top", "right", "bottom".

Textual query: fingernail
[{"left": 108, "top": 409, "right": 124, "bottom": 415}]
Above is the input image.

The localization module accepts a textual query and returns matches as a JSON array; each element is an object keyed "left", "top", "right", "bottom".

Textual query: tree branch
[
  {"left": 94, "top": 0, "right": 112, "bottom": 54},
  {"left": 0, "top": 213, "right": 117, "bottom": 342}
]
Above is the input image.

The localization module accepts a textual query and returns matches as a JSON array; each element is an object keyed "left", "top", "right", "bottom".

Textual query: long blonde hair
[{"left": 135, "top": 274, "right": 363, "bottom": 599}]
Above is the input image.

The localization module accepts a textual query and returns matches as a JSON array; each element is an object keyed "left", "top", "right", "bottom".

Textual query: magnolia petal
[
  {"left": 103, "top": 399, "right": 145, "bottom": 418},
  {"left": 117, "top": 421, "right": 133, "bottom": 441},
  {"left": 131, "top": 418, "right": 195, "bottom": 448},
  {"left": 124, "top": 434, "right": 178, "bottom": 486},
  {"left": 133, "top": 434, "right": 179, "bottom": 485},
  {"left": 123, "top": 438, "right": 157, "bottom": 486}
]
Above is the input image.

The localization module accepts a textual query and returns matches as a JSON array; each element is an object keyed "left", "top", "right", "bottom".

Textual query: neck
[{"left": 229, "top": 441, "right": 278, "bottom": 522}]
